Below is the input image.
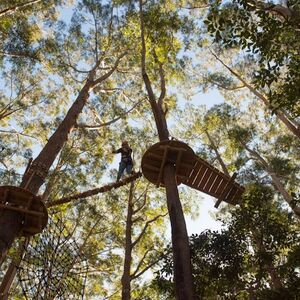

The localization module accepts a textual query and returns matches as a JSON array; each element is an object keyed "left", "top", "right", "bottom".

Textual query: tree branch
[
  {"left": 211, "top": 51, "right": 300, "bottom": 139},
  {"left": 153, "top": 50, "right": 166, "bottom": 108},
  {"left": 91, "top": 52, "right": 127, "bottom": 88},
  {"left": 131, "top": 213, "right": 168, "bottom": 249},
  {"left": 131, "top": 251, "right": 162, "bottom": 280},
  {"left": 0, "top": 0, "right": 42, "bottom": 18},
  {"left": 77, "top": 100, "right": 141, "bottom": 129}
]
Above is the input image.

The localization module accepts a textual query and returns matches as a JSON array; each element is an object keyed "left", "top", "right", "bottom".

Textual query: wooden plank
[
  {"left": 225, "top": 186, "right": 237, "bottom": 202},
  {"left": 215, "top": 173, "right": 237, "bottom": 208},
  {"left": 0, "top": 204, "right": 44, "bottom": 217},
  {"left": 147, "top": 152, "right": 163, "bottom": 161},
  {"left": 208, "top": 175, "right": 223, "bottom": 194},
  {"left": 197, "top": 168, "right": 214, "bottom": 190},
  {"left": 203, "top": 172, "right": 218, "bottom": 192},
  {"left": 215, "top": 177, "right": 229, "bottom": 196},
  {"left": 194, "top": 165, "right": 210, "bottom": 187},
  {"left": 231, "top": 187, "right": 244, "bottom": 202},
  {"left": 226, "top": 186, "right": 239, "bottom": 203},
  {"left": 185, "top": 161, "right": 201, "bottom": 184},
  {"left": 143, "top": 164, "right": 160, "bottom": 172},
  {"left": 159, "top": 145, "right": 187, "bottom": 152},
  {"left": 191, "top": 164, "right": 207, "bottom": 186}
]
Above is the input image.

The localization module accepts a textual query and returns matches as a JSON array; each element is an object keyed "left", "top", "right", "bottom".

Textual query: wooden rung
[
  {"left": 215, "top": 178, "right": 229, "bottom": 195},
  {"left": 232, "top": 188, "right": 244, "bottom": 201},
  {"left": 197, "top": 168, "right": 213, "bottom": 190},
  {"left": 0, "top": 204, "right": 44, "bottom": 217},
  {"left": 228, "top": 185, "right": 244, "bottom": 202},
  {"left": 203, "top": 172, "right": 218, "bottom": 192},
  {"left": 191, "top": 165, "right": 207, "bottom": 186},
  {"left": 208, "top": 175, "right": 223, "bottom": 194},
  {"left": 224, "top": 186, "right": 236, "bottom": 201},
  {"left": 185, "top": 161, "right": 201, "bottom": 184},
  {"left": 195, "top": 167, "right": 211, "bottom": 189}
]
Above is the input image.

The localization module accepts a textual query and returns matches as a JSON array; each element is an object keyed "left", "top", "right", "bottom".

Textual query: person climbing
[{"left": 113, "top": 140, "right": 133, "bottom": 181}]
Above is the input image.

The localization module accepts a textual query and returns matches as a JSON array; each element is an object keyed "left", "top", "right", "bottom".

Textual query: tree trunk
[
  {"left": 212, "top": 53, "right": 300, "bottom": 140},
  {"left": 164, "top": 164, "right": 195, "bottom": 299},
  {"left": 0, "top": 0, "right": 42, "bottom": 17},
  {"left": 205, "top": 131, "right": 230, "bottom": 176},
  {"left": 139, "top": 1, "right": 195, "bottom": 297},
  {"left": 242, "top": 142, "right": 300, "bottom": 218},
  {"left": 0, "top": 78, "right": 92, "bottom": 271},
  {"left": 267, "top": 263, "right": 283, "bottom": 289},
  {"left": 121, "top": 182, "right": 134, "bottom": 300}
]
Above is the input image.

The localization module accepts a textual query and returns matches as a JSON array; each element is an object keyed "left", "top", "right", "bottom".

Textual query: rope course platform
[
  {"left": 141, "top": 140, "right": 196, "bottom": 187},
  {"left": 141, "top": 140, "right": 245, "bottom": 207},
  {"left": 0, "top": 186, "right": 48, "bottom": 237},
  {"left": 47, "top": 171, "right": 142, "bottom": 208}
]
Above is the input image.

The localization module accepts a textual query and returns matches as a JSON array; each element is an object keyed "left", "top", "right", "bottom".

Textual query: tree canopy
[{"left": 0, "top": 0, "right": 299, "bottom": 299}]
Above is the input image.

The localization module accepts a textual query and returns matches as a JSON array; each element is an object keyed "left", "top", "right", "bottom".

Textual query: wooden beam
[{"left": 214, "top": 173, "right": 237, "bottom": 208}]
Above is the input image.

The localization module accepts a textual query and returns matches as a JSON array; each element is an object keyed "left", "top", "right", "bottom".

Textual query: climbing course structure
[
  {"left": 0, "top": 172, "right": 141, "bottom": 299},
  {"left": 142, "top": 140, "right": 245, "bottom": 207},
  {"left": 17, "top": 218, "right": 88, "bottom": 300},
  {"left": 48, "top": 171, "right": 143, "bottom": 208},
  {"left": 0, "top": 186, "right": 48, "bottom": 238}
]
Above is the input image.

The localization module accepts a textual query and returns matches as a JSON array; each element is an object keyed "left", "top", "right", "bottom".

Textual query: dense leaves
[
  {"left": 205, "top": 0, "right": 300, "bottom": 116},
  {"left": 0, "top": 0, "right": 299, "bottom": 299}
]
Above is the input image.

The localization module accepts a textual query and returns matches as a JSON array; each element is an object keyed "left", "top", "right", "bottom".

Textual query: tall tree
[
  {"left": 0, "top": 0, "right": 127, "bottom": 293},
  {"left": 139, "top": 1, "right": 195, "bottom": 298}
]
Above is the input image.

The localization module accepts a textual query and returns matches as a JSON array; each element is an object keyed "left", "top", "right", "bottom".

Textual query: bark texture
[
  {"left": 139, "top": 1, "right": 195, "bottom": 297},
  {"left": 164, "top": 164, "right": 195, "bottom": 299},
  {"left": 121, "top": 182, "right": 134, "bottom": 300}
]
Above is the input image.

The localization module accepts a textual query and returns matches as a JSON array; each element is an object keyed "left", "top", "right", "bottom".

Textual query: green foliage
[
  {"left": 204, "top": 0, "right": 300, "bottom": 116},
  {"left": 156, "top": 184, "right": 300, "bottom": 299}
]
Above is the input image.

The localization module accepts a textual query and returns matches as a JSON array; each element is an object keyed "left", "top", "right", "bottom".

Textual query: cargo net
[{"left": 17, "top": 218, "right": 88, "bottom": 299}]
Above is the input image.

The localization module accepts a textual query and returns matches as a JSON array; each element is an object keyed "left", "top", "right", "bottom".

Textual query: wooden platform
[
  {"left": 141, "top": 140, "right": 245, "bottom": 207},
  {"left": 183, "top": 157, "right": 244, "bottom": 206},
  {"left": 141, "top": 140, "right": 196, "bottom": 187},
  {"left": 0, "top": 186, "right": 48, "bottom": 237}
]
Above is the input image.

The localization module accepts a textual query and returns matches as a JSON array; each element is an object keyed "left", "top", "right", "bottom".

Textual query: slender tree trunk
[
  {"left": 121, "top": 182, "right": 134, "bottom": 300},
  {"left": 212, "top": 53, "right": 300, "bottom": 140},
  {"left": 267, "top": 264, "right": 283, "bottom": 289},
  {"left": 139, "top": 1, "right": 195, "bottom": 298},
  {"left": 205, "top": 131, "right": 230, "bottom": 176},
  {"left": 164, "top": 164, "right": 195, "bottom": 299},
  {"left": 0, "top": 0, "right": 42, "bottom": 17},
  {"left": 241, "top": 142, "right": 300, "bottom": 218},
  {"left": 252, "top": 232, "right": 283, "bottom": 289},
  {"left": 0, "top": 79, "right": 92, "bottom": 264}
]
